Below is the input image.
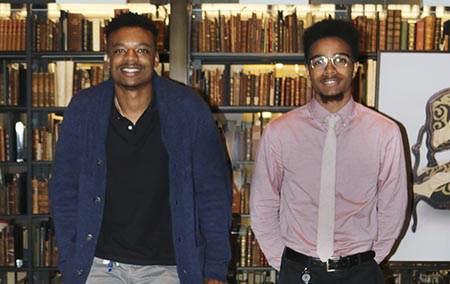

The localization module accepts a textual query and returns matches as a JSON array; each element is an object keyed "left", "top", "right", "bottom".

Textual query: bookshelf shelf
[
  {"left": 0, "top": 53, "right": 27, "bottom": 60},
  {"left": 236, "top": 266, "right": 275, "bottom": 271},
  {"left": 0, "top": 215, "right": 28, "bottom": 220},
  {"left": 0, "top": 267, "right": 27, "bottom": 272},
  {"left": 35, "top": 51, "right": 170, "bottom": 63},
  {"left": 192, "top": 52, "right": 307, "bottom": 64},
  {"left": 0, "top": 107, "right": 27, "bottom": 112},
  {"left": 212, "top": 106, "right": 295, "bottom": 113},
  {"left": 31, "top": 107, "right": 65, "bottom": 114},
  {"left": 0, "top": 161, "right": 27, "bottom": 168}
]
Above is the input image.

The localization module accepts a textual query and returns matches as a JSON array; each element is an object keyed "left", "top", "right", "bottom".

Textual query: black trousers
[{"left": 277, "top": 250, "right": 384, "bottom": 284}]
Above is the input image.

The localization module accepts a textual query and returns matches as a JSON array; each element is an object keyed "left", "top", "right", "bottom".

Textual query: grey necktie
[{"left": 317, "top": 114, "right": 339, "bottom": 262}]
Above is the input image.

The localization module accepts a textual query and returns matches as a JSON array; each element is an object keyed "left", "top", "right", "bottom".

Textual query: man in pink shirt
[{"left": 250, "top": 19, "right": 408, "bottom": 284}]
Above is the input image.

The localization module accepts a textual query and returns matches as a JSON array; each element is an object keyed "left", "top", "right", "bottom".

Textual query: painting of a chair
[{"left": 411, "top": 87, "right": 450, "bottom": 232}]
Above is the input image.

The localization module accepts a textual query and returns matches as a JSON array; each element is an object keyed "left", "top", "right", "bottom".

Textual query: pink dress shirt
[{"left": 249, "top": 97, "right": 408, "bottom": 270}]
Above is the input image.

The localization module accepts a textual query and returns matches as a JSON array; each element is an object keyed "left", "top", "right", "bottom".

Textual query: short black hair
[
  {"left": 302, "top": 19, "right": 359, "bottom": 62},
  {"left": 105, "top": 12, "right": 159, "bottom": 49}
]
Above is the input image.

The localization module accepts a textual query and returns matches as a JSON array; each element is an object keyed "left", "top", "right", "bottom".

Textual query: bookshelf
[
  {"left": 1, "top": 1, "right": 450, "bottom": 283},
  {"left": 0, "top": 2, "right": 171, "bottom": 283},
  {"left": 188, "top": 2, "right": 450, "bottom": 284}
]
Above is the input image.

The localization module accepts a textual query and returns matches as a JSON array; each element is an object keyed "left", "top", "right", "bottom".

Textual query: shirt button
[
  {"left": 77, "top": 269, "right": 83, "bottom": 276},
  {"left": 86, "top": 234, "right": 93, "bottom": 241},
  {"left": 96, "top": 160, "right": 103, "bottom": 166},
  {"left": 128, "top": 125, "right": 133, "bottom": 131},
  {"left": 94, "top": 196, "right": 101, "bottom": 203}
]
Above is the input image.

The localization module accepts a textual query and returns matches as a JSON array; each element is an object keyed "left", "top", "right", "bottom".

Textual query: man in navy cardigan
[{"left": 49, "top": 12, "right": 232, "bottom": 284}]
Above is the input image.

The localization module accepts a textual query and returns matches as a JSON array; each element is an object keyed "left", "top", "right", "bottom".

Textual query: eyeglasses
[{"left": 309, "top": 53, "right": 353, "bottom": 71}]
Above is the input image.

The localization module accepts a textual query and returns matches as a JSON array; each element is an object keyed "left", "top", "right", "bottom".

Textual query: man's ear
[
  {"left": 105, "top": 55, "right": 110, "bottom": 69},
  {"left": 154, "top": 52, "right": 160, "bottom": 68},
  {"left": 352, "top": 61, "right": 360, "bottom": 78},
  {"left": 305, "top": 64, "right": 311, "bottom": 79}
]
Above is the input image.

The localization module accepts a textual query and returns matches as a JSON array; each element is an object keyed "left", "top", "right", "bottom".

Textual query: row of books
[
  {"left": 236, "top": 270, "right": 276, "bottom": 284},
  {"left": 0, "top": 272, "right": 27, "bottom": 284},
  {"left": 191, "top": 68, "right": 313, "bottom": 107},
  {"left": 0, "top": 62, "right": 25, "bottom": 107},
  {"left": 32, "top": 178, "right": 49, "bottom": 215},
  {"left": 0, "top": 9, "right": 169, "bottom": 53},
  {"left": 34, "top": 11, "right": 107, "bottom": 53},
  {"left": 222, "top": 120, "right": 262, "bottom": 165},
  {"left": 192, "top": 59, "right": 377, "bottom": 109},
  {"left": 192, "top": 10, "right": 307, "bottom": 54},
  {"left": 32, "top": 62, "right": 108, "bottom": 108},
  {"left": 33, "top": 220, "right": 58, "bottom": 268},
  {"left": 0, "top": 222, "right": 23, "bottom": 267},
  {"left": 0, "top": 116, "right": 27, "bottom": 163},
  {"left": 0, "top": 172, "right": 26, "bottom": 216},
  {"left": 33, "top": 9, "right": 168, "bottom": 53},
  {"left": 355, "top": 12, "right": 450, "bottom": 53},
  {"left": 0, "top": 221, "right": 58, "bottom": 268},
  {"left": 4, "top": 60, "right": 169, "bottom": 108},
  {"left": 0, "top": 18, "right": 26, "bottom": 51},
  {"left": 192, "top": 9, "right": 450, "bottom": 53},
  {"left": 234, "top": 225, "right": 268, "bottom": 268}
]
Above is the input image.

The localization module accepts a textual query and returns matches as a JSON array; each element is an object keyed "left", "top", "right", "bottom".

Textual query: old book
[
  {"left": 400, "top": 20, "right": 408, "bottom": 50},
  {"left": 0, "top": 20, "right": 5, "bottom": 51},
  {"left": 415, "top": 18, "right": 425, "bottom": 51},
  {"left": 5, "top": 19, "right": 13, "bottom": 51},
  {"left": 37, "top": 72, "right": 45, "bottom": 107},
  {"left": 38, "top": 179, "right": 49, "bottom": 214},
  {"left": 393, "top": 10, "right": 402, "bottom": 50},
  {"left": 386, "top": 10, "right": 395, "bottom": 50},
  {"left": 32, "top": 178, "right": 39, "bottom": 214},
  {"left": 0, "top": 63, "right": 4, "bottom": 106},
  {"left": 31, "top": 72, "right": 38, "bottom": 107},
  {"left": 59, "top": 10, "right": 68, "bottom": 51},
  {"left": 0, "top": 126, "right": 5, "bottom": 162},
  {"left": 424, "top": 15, "right": 436, "bottom": 51},
  {"left": 245, "top": 226, "right": 253, "bottom": 267},
  {"left": 82, "top": 18, "right": 92, "bottom": 52},
  {"left": 408, "top": 21, "right": 416, "bottom": 51},
  {"left": 434, "top": 17, "right": 441, "bottom": 51},
  {"left": 378, "top": 18, "right": 387, "bottom": 51},
  {"left": 67, "top": 12, "right": 84, "bottom": 52},
  {"left": 355, "top": 16, "right": 367, "bottom": 52}
]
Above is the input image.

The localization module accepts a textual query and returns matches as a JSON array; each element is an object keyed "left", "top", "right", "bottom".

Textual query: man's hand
[{"left": 204, "top": 278, "right": 225, "bottom": 284}]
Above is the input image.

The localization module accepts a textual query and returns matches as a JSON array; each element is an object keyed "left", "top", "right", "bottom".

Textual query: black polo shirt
[{"left": 95, "top": 96, "right": 176, "bottom": 265}]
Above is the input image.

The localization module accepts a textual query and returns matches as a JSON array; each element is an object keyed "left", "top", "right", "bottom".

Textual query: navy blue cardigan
[{"left": 49, "top": 74, "right": 232, "bottom": 284}]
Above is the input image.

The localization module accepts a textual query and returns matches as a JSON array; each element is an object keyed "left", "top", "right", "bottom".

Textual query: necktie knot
[{"left": 326, "top": 114, "right": 339, "bottom": 129}]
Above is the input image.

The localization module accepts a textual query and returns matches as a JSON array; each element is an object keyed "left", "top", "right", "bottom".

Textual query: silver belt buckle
[{"left": 326, "top": 257, "right": 340, "bottom": 272}]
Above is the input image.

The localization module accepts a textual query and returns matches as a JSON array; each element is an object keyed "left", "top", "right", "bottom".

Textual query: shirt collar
[{"left": 309, "top": 96, "right": 356, "bottom": 127}]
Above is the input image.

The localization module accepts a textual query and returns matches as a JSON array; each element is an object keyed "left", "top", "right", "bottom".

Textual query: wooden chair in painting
[{"left": 411, "top": 87, "right": 450, "bottom": 232}]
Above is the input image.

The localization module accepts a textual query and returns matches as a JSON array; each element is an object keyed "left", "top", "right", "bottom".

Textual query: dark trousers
[{"left": 277, "top": 250, "right": 384, "bottom": 284}]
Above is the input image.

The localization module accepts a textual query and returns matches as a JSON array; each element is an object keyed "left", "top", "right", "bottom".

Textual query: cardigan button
[
  {"left": 94, "top": 196, "right": 101, "bottom": 203},
  {"left": 77, "top": 269, "right": 83, "bottom": 276},
  {"left": 96, "top": 160, "right": 103, "bottom": 167},
  {"left": 86, "top": 234, "right": 93, "bottom": 241}
]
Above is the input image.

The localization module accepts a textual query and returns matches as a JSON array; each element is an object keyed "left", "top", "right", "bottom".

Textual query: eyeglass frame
[{"left": 308, "top": 53, "right": 354, "bottom": 71}]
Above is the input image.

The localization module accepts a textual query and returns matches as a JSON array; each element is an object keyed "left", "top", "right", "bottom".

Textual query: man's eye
[
  {"left": 136, "top": 48, "right": 149, "bottom": 54},
  {"left": 312, "top": 58, "right": 326, "bottom": 67},
  {"left": 113, "top": 49, "right": 126, "bottom": 54},
  {"left": 335, "top": 56, "right": 348, "bottom": 65}
]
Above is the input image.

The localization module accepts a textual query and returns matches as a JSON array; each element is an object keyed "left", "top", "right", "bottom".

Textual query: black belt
[{"left": 284, "top": 247, "right": 375, "bottom": 272}]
